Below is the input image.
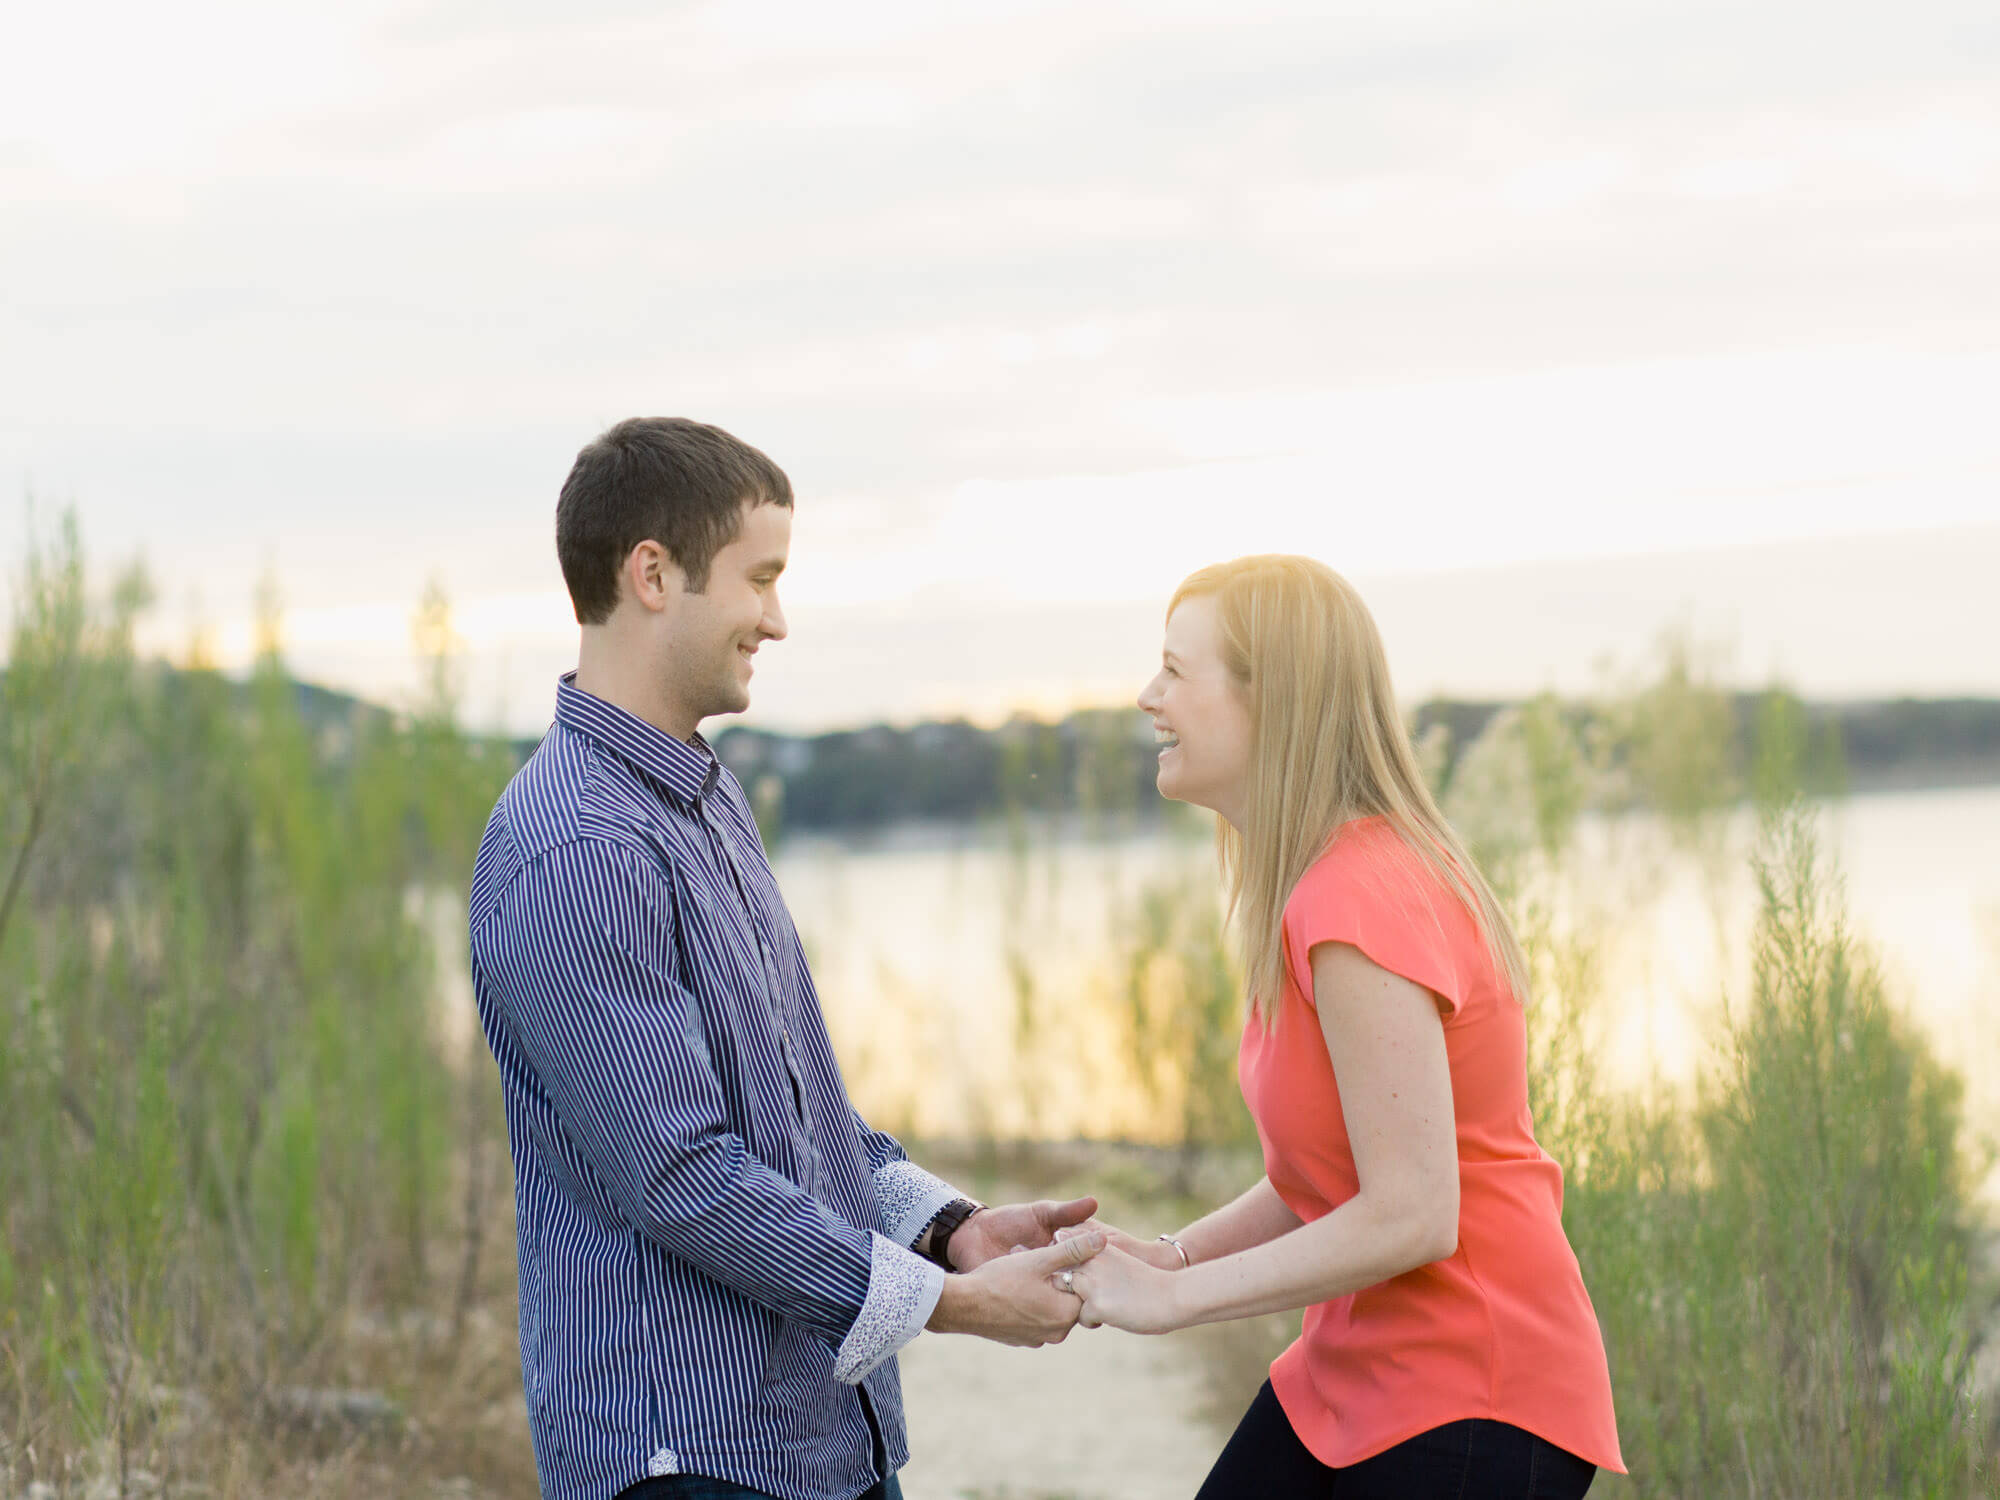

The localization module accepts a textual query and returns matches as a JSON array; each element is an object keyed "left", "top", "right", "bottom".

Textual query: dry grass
[{"left": 1, "top": 1172, "right": 540, "bottom": 1499}]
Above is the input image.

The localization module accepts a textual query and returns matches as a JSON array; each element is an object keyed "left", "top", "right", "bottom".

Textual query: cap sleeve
[{"left": 1283, "top": 824, "right": 1466, "bottom": 1020}]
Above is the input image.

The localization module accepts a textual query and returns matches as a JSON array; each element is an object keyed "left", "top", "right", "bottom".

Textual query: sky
[{"left": 4, "top": 0, "right": 1998, "bottom": 732}]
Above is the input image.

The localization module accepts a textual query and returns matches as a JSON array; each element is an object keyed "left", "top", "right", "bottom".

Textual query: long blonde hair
[{"left": 1170, "top": 555, "right": 1530, "bottom": 1027}]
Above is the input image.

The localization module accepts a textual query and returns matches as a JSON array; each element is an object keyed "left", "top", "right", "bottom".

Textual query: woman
[{"left": 1068, "top": 556, "right": 1624, "bottom": 1499}]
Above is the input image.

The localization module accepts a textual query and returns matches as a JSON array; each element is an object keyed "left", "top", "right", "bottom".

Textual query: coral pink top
[{"left": 1237, "top": 817, "right": 1624, "bottom": 1474}]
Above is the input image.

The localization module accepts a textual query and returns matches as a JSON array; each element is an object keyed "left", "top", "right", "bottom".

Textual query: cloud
[{"left": 4, "top": 0, "right": 1999, "bottom": 724}]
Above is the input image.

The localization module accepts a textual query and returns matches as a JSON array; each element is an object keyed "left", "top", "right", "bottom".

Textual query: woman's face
[{"left": 1137, "top": 594, "right": 1253, "bottom": 826}]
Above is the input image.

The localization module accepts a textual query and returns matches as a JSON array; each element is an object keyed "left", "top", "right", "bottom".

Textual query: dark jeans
[
  {"left": 1195, "top": 1381, "right": 1595, "bottom": 1500},
  {"left": 617, "top": 1476, "right": 903, "bottom": 1500}
]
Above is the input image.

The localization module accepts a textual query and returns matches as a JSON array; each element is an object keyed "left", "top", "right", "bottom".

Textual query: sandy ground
[{"left": 896, "top": 1322, "right": 1224, "bottom": 1500}]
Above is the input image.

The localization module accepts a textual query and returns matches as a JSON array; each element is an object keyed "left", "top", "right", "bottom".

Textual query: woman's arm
[
  {"left": 1084, "top": 1176, "right": 1304, "bottom": 1272},
  {"left": 1074, "top": 941, "right": 1459, "bottom": 1332},
  {"left": 1175, "top": 1176, "right": 1304, "bottom": 1264}
]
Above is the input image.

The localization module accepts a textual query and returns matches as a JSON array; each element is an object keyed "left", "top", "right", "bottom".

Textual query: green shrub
[
  {"left": 0, "top": 512, "right": 512, "bottom": 1481},
  {"left": 1559, "top": 807, "right": 1991, "bottom": 1496}
]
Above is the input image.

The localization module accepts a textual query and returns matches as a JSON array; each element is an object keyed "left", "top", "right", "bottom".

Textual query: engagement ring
[{"left": 1057, "top": 1270, "right": 1076, "bottom": 1293}]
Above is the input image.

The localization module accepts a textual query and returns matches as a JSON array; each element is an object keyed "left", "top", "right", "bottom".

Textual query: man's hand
[
  {"left": 925, "top": 1232, "right": 1104, "bottom": 1347},
  {"left": 947, "top": 1196, "right": 1098, "bottom": 1272}
]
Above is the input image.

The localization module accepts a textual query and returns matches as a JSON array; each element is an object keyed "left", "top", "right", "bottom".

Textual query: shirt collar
[{"left": 554, "top": 671, "right": 721, "bottom": 810}]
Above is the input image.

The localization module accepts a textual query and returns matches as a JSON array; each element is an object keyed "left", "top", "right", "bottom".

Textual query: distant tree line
[
  {"left": 705, "top": 692, "right": 2000, "bottom": 836},
  {"left": 713, "top": 708, "right": 1164, "bottom": 834},
  {"left": 24, "top": 665, "right": 1990, "bottom": 837}
]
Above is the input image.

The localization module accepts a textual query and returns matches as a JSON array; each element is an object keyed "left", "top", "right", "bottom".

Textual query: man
[{"left": 469, "top": 417, "right": 1104, "bottom": 1500}]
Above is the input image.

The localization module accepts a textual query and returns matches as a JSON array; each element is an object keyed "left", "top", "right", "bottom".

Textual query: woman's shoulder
[
  {"left": 1283, "top": 816, "right": 1471, "bottom": 1012},
  {"left": 1290, "top": 816, "right": 1431, "bottom": 907},
  {"left": 1285, "top": 817, "right": 1458, "bottom": 950}
]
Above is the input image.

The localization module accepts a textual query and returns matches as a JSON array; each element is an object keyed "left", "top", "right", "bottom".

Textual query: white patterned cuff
[
  {"left": 832, "top": 1232, "right": 946, "bottom": 1385},
  {"left": 875, "top": 1159, "right": 963, "bottom": 1248}
]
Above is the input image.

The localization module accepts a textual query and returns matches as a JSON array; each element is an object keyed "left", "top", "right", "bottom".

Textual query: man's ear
[{"left": 625, "top": 541, "right": 682, "bottom": 614}]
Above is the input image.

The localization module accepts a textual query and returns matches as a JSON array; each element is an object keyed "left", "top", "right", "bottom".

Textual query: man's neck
[{"left": 574, "top": 634, "right": 700, "bottom": 742}]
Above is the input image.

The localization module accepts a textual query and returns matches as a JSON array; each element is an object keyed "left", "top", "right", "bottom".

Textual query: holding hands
[
  {"left": 928, "top": 1199, "right": 1197, "bottom": 1346},
  {"left": 1069, "top": 1244, "right": 1184, "bottom": 1334},
  {"left": 928, "top": 1228, "right": 1108, "bottom": 1347},
  {"left": 1054, "top": 1219, "right": 1188, "bottom": 1334},
  {"left": 923, "top": 1198, "right": 1193, "bottom": 1345}
]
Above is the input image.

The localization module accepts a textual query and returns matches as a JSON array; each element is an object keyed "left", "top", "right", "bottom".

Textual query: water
[
  {"left": 427, "top": 785, "right": 2000, "bottom": 1147},
  {"left": 771, "top": 786, "right": 2000, "bottom": 1145}
]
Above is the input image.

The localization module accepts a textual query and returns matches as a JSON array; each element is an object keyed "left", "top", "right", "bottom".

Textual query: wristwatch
[{"left": 920, "top": 1197, "right": 984, "bottom": 1272}]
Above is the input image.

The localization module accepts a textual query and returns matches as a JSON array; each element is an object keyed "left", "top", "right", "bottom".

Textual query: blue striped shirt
[{"left": 469, "top": 674, "right": 960, "bottom": 1500}]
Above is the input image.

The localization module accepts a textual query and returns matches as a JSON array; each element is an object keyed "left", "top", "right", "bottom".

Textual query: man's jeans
[{"left": 616, "top": 1476, "right": 904, "bottom": 1500}]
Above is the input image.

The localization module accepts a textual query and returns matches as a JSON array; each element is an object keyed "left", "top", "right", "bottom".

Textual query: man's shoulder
[
  {"left": 484, "top": 727, "right": 584, "bottom": 862},
  {"left": 475, "top": 728, "right": 670, "bottom": 896},
  {"left": 498, "top": 725, "right": 667, "bottom": 843}
]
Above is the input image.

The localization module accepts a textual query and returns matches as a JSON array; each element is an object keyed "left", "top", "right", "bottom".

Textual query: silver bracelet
[{"left": 1157, "top": 1233, "right": 1192, "bottom": 1269}]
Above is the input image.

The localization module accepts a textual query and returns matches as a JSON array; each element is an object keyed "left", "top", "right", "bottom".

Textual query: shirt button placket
[{"left": 700, "top": 793, "right": 822, "bottom": 1189}]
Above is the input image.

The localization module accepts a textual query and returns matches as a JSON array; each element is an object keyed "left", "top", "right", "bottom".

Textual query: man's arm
[{"left": 479, "top": 839, "right": 940, "bottom": 1381}]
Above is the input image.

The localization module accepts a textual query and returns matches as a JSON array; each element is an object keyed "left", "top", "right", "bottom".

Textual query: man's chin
[{"left": 686, "top": 682, "right": 752, "bottom": 727}]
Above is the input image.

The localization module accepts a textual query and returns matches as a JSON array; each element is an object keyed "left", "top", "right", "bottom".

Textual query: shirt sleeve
[
  {"left": 878, "top": 1161, "right": 964, "bottom": 1248},
  {"left": 847, "top": 1110, "right": 966, "bottom": 1247},
  {"left": 1284, "top": 828, "right": 1467, "bottom": 1019},
  {"left": 478, "top": 838, "right": 943, "bottom": 1377}
]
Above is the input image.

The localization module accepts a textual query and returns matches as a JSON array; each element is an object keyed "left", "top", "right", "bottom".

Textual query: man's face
[{"left": 661, "top": 499, "right": 791, "bottom": 727}]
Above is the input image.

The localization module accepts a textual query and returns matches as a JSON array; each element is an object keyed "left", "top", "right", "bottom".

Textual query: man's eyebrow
[{"left": 751, "top": 555, "right": 787, "bottom": 576}]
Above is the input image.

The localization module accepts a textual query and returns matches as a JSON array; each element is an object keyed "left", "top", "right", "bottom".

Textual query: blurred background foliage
[
  {"left": 1, "top": 509, "right": 516, "bottom": 1492},
  {"left": 1, "top": 507, "right": 1992, "bottom": 1496}
]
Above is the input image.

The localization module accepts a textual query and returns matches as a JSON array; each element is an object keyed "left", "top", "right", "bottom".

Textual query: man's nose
[{"left": 762, "top": 592, "right": 789, "bottom": 641}]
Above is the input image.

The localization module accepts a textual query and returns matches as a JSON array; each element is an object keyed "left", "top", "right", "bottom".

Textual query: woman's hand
[
  {"left": 1056, "top": 1219, "right": 1185, "bottom": 1272},
  {"left": 1070, "top": 1245, "right": 1185, "bottom": 1335}
]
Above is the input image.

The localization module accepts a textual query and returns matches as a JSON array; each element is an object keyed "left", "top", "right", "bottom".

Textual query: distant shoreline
[
  {"left": 117, "top": 665, "right": 2000, "bottom": 832},
  {"left": 710, "top": 693, "right": 2000, "bottom": 835},
  {"left": 1836, "top": 759, "right": 2000, "bottom": 797}
]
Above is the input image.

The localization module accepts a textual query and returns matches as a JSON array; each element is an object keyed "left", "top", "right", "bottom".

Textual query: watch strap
[{"left": 921, "top": 1197, "right": 984, "bottom": 1272}]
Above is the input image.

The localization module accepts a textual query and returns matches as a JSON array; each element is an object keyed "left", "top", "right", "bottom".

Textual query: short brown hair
[{"left": 555, "top": 417, "right": 793, "bottom": 624}]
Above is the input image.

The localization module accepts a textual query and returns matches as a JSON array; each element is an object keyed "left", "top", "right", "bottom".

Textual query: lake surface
[
  {"left": 770, "top": 785, "right": 2000, "bottom": 1149},
  {"left": 428, "top": 784, "right": 2000, "bottom": 1163}
]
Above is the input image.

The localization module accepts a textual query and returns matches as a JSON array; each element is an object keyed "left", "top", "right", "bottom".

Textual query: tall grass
[
  {"left": 1538, "top": 803, "right": 1991, "bottom": 1496},
  {"left": 1484, "top": 664, "right": 1995, "bottom": 1495},
  {"left": 1, "top": 512, "right": 514, "bottom": 1492}
]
